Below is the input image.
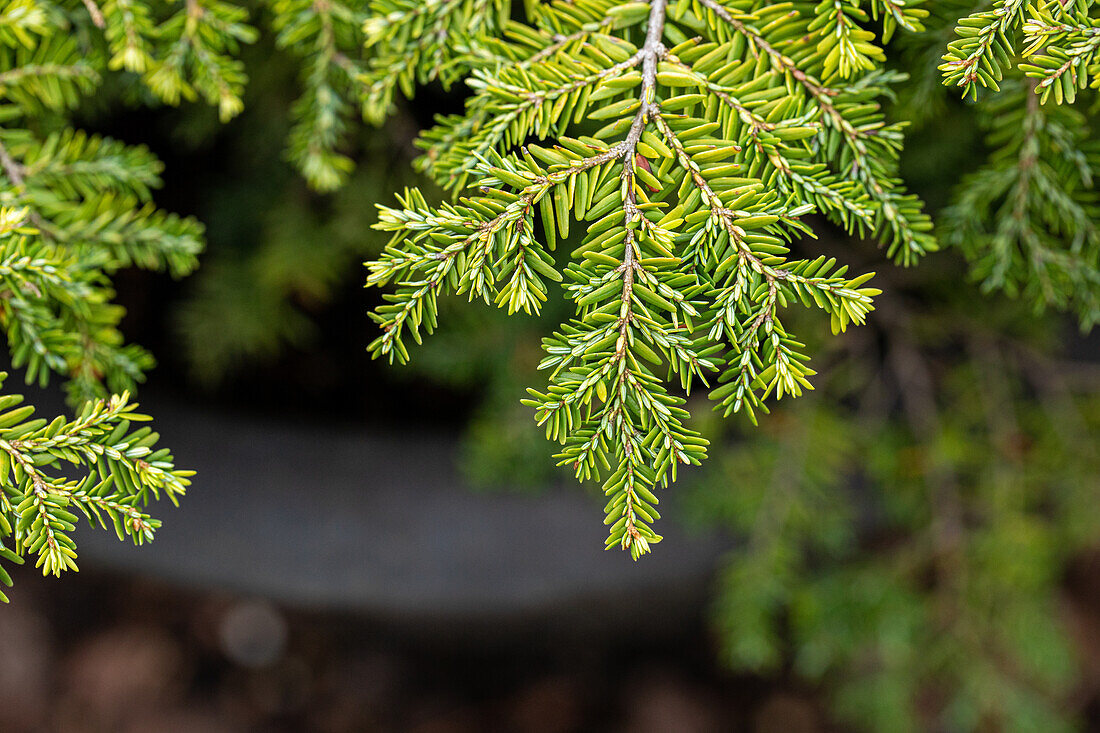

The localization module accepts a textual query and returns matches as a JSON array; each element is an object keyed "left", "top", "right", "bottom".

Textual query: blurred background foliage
[{"left": 57, "top": 5, "right": 1100, "bottom": 729}]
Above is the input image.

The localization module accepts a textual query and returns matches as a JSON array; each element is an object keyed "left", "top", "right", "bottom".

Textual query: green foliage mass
[
  {"left": 0, "top": 370, "right": 192, "bottom": 597},
  {"left": 941, "top": 78, "right": 1100, "bottom": 327},
  {"left": 2, "top": 0, "right": 1099, "bottom": 727},
  {"left": 365, "top": 0, "right": 940, "bottom": 557},
  {"left": 0, "top": 0, "right": 219, "bottom": 595},
  {"left": 349, "top": 1, "right": 1100, "bottom": 720},
  {"left": 357, "top": 0, "right": 1098, "bottom": 558},
  {"left": 688, "top": 275, "right": 1099, "bottom": 731}
]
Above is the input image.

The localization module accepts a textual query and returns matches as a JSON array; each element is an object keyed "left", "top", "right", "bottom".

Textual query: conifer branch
[
  {"left": 366, "top": 0, "right": 892, "bottom": 554},
  {"left": 0, "top": 373, "right": 191, "bottom": 598},
  {"left": 81, "top": 0, "right": 107, "bottom": 29},
  {"left": 941, "top": 76, "right": 1100, "bottom": 326},
  {"left": 0, "top": 7, "right": 214, "bottom": 598},
  {"left": 592, "top": 0, "right": 668, "bottom": 558}
]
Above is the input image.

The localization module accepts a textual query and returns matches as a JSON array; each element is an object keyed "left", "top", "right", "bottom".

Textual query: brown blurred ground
[
  {"left": 0, "top": 566, "right": 835, "bottom": 733},
  {"left": 7, "top": 558, "right": 1100, "bottom": 732}
]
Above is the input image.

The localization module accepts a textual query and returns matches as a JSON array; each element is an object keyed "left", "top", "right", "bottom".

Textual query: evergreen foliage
[
  {"left": 0, "top": 0, "right": 207, "bottom": 597},
  {"left": 0, "top": 0, "right": 1093, "bottom": 724},
  {"left": 941, "top": 78, "right": 1100, "bottom": 327},
  {"left": 690, "top": 278, "right": 1099, "bottom": 731},
  {"left": 358, "top": 0, "right": 1099, "bottom": 557},
  {"left": 938, "top": 0, "right": 1100, "bottom": 326},
  {"left": 364, "top": 0, "right": 938, "bottom": 556},
  {"left": 271, "top": 0, "right": 370, "bottom": 191},
  {"left": 0, "top": 0, "right": 1091, "bottom": 568},
  {"left": 0, "top": 370, "right": 191, "bottom": 598}
]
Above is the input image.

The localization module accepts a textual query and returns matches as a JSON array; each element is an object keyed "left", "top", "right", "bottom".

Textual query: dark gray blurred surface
[{"left": 60, "top": 393, "right": 729, "bottom": 632}]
